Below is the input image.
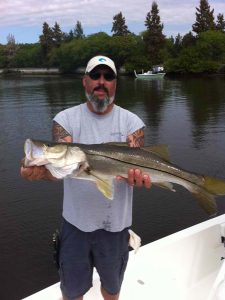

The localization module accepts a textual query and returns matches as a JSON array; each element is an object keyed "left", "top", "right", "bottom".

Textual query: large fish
[{"left": 24, "top": 138, "right": 225, "bottom": 215}]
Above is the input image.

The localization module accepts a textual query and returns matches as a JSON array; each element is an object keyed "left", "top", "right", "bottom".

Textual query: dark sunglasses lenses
[{"left": 89, "top": 72, "right": 116, "bottom": 81}]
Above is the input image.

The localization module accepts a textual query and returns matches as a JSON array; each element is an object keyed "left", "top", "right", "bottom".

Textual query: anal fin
[{"left": 155, "top": 182, "right": 176, "bottom": 192}]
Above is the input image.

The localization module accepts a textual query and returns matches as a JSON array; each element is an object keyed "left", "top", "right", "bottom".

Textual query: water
[{"left": 0, "top": 75, "right": 225, "bottom": 299}]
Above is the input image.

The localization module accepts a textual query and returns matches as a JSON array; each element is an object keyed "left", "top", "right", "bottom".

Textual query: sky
[{"left": 0, "top": 0, "right": 224, "bottom": 44}]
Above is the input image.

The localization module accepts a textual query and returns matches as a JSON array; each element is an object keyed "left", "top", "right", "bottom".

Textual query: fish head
[{"left": 24, "top": 139, "right": 89, "bottom": 177}]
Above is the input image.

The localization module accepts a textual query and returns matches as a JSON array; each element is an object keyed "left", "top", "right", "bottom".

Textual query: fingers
[
  {"left": 20, "top": 166, "right": 47, "bottom": 181},
  {"left": 128, "top": 169, "right": 151, "bottom": 188},
  {"left": 142, "top": 174, "right": 151, "bottom": 189}
]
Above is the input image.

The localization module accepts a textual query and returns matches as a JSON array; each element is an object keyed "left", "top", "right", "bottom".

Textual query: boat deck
[{"left": 24, "top": 215, "right": 225, "bottom": 300}]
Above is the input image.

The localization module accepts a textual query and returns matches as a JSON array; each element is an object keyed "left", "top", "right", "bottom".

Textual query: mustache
[{"left": 93, "top": 85, "right": 109, "bottom": 94}]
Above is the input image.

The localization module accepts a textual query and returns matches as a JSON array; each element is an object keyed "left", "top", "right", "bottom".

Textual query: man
[{"left": 21, "top": 55, "right": 151, "bottom": 300}]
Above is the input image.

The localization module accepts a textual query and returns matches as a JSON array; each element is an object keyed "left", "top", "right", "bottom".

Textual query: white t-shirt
[{"left": 54, "top": 103, "right": 145, "bottom": 232}]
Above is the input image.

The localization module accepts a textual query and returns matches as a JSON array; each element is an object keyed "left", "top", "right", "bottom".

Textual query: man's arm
[
  {"left": 20, "top": 122, "right": 72, "bottom": 181},
  {"left": 127, "top": 128, "right": 144, "bottom": 147},
  {"left": 52, "top": 121, "right": 72, "bottom": 143},
  {"left": 126, "top": 128, "right": 151, "bottom": 188}
]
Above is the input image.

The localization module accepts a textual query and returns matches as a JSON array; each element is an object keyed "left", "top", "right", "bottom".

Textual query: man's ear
[{"left": 82, "top": 75, "right": 87, "bottom": 88}]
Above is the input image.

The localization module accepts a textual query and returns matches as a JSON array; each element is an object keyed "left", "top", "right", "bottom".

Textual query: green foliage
[
  {"left": 216, "top": 14, "right": 225, "bottom": 31},
  {"left": 52, "top": 22, "right": 64, "bottom": 47},
  {"left": 145, "top": 1, "right": 163, "bottom": 32},
  {"left": 57, "top": 32, "right": 148, "bottom": 74},
  {"left": 107, "top": 35, "right": 135, "bottom": 67},
  {"left": 39, "top": 22, "right": 54, "bottom": 57},
  {"left": 5, "top": 34, "right": 19, "bottom": 67},
  {"left": 84, "top": 32, "right": 111, "bottom": 58},
  {"left": 0, "top": 45, "right": 7, "bottom": 68},
  {"left": 192, "top": 0, "right": 215, "bottom": 34},
  {"left": 12, "top": 44, "right": 43, "bottom": 67},
  {"left": 58, "top": 33, "right": 110, "bottom": 72},
  {"left": 74, "top": 21, "right": 85, "bottom": 39},
  {"left": 182, "top": 32, "right": 196, "bottom": 48},
  {"left": 57, "top": 39, "right": 86, "bottom": 72},
  {"left": 197, "top": 30, "right": 225, "bottom": 61},
  {"left": 165, "top": 30, "right": 225, "bottom": 73},
  {"left": 122, "top": 35, "right": 149, "bottom": 72},
  {"left": 1, "top": 6, "right": 225, "bottom": 75},
  {"left": 143, "top": 1, "right": 166, "bottom": 65},
  {"left": 111, "top": 12, "right": 130, "bottom": 36}
]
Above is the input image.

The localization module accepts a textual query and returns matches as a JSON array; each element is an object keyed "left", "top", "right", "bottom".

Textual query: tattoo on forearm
[
  {"left": 127, "top": 128, "right": 144, "bottom": 147},
  {"left": 52, "top": 121, "right": 71, "bottom": 142}
]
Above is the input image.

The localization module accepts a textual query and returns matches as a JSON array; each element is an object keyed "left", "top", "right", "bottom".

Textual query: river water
[{"left": 0, "top": 75, "right": 225, "bottom": 299}]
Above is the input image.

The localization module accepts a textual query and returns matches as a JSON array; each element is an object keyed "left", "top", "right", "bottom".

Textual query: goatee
[{"left": 85, "top": 91, "right": 114, "bottom": 113}]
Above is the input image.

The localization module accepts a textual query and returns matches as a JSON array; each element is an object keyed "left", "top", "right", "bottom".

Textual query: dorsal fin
[{"left": 142, "top": 144, "right": 171, "bottom": 162}]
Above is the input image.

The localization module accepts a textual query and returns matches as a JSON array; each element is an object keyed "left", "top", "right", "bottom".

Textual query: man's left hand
[{"left": 116, "top": 168, "right": 152, "bottom": 189}]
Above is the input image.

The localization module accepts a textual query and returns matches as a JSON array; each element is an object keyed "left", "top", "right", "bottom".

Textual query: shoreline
[
  {"left": 0, "top": 68, "right": 224, "bottom": 77},
  {"left": 0, "top": 67, "right": 130, "bottom": 76},
  {"left": 0, "top": 68, "right": 61, "bottom": 75}
]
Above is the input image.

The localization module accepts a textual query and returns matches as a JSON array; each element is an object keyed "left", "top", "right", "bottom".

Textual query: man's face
[{"left": 83, "top": 65, "right": 117, "bottom": 113}]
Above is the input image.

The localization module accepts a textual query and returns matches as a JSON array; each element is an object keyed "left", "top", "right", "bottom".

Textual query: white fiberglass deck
[{"left": 24, "top": 214, "right": 225, "bottom": 300}]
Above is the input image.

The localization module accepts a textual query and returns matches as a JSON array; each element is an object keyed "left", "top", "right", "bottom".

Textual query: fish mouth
[{"left": 24, "top": 139, "right": 48, "bottom": 166}]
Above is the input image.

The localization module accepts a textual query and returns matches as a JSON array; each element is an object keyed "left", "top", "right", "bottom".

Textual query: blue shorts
[{"left": 59, "top": 219, "right": 129, "bottom": 300}]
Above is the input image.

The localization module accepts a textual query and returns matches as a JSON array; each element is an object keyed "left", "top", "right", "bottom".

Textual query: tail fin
[
  {"left": 192, "top": 189, "right": 217, "bottom": 216},
  {"left": 190, "top": 175, "right": 225, "bottom": 215}
]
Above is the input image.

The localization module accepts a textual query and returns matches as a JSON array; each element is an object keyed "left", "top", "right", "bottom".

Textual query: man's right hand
[{"left": 20, "top": 165, "right": 58, "bottom": 181}]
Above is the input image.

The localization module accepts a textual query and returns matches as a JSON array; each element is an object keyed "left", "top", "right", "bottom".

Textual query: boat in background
[
  {"left": 23, "top": 214, "right": 225, "bottom": 300},
  {"left": 134, "top": 65, "right": 166, "bottom": 79}
]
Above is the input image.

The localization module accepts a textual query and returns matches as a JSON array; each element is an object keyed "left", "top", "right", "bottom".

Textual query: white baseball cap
[{"left": 85, "top": 55, "right": 117, "bottom": 75}]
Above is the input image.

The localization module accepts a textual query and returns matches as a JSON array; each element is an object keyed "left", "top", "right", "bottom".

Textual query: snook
[{"left": 24, "top": 139, "right": 225, "bottom": 215}]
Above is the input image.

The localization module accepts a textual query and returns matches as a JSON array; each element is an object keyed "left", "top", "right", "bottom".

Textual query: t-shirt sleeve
[
  {"left": 126, "top": 110, "right": 145, "bottom": 136},
  {"left": 53, "top": 109, "right": 74, "bottom": 136}
]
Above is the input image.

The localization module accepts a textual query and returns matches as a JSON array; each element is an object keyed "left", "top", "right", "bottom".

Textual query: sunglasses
[{"left": 88, "top": 72, "right": 116, "bottom": 81}]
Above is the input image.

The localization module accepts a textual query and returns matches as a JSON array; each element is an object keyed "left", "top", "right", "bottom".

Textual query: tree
[
  {"left": 0, "top": 44, "right": 7, "bottom": 68},
  {"left": 165, "top": 30, "right": 225, "bottom": 73},
  {"left": 111, "top": 12, "right": 130, "bottom": 36},
  {"left": 192, "top": 0, "right": 215, "bottom": 34},
  {"left": 174, "top": 33, "right": 182, "bottom": 54},
  {"left": 143, "top": 1, "right": 165, "bottom": 65},
  {"left": 52, "top": 22, "right": 64, "bottom": 47},
  {"left": 63, "top": 30, "right": 74, "bottom": 43},
  {"left": 74, "top": 21, "right": 85, "bottom": 39},
  {"left": 5, "top": 34, "right": 18, "bottom": 67},
  {"left": 216, "top": 13, "right": 225, "bottom": 31},
  {"left": 39, "top": 22, "right": 54, "bottom": 57},
  {"left": 68, "top": 30, "right": 74, "bottom": 40},
  {"left": 13, "top": 44, "right": 43, "bottom": 67},
  {"left": 182, "top": 31, "right": 196, "bottom": 48}
]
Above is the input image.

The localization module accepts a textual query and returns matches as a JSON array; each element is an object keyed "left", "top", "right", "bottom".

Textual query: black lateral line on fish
[{"left": 85, "top": 151, "right": 206, "bottom": 187}]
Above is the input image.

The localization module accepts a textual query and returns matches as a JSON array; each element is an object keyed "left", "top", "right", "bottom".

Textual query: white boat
[
  {"left": 134, "top": 70, "right": 166, "bottom": 79},
  {"left": 23, "top": 214, "right": 225, "bottom": 300}
]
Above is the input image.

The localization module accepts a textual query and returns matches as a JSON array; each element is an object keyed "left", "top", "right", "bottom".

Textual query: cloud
[{"left": 0, "top": 0, "right": 224, "bottom": 40}]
